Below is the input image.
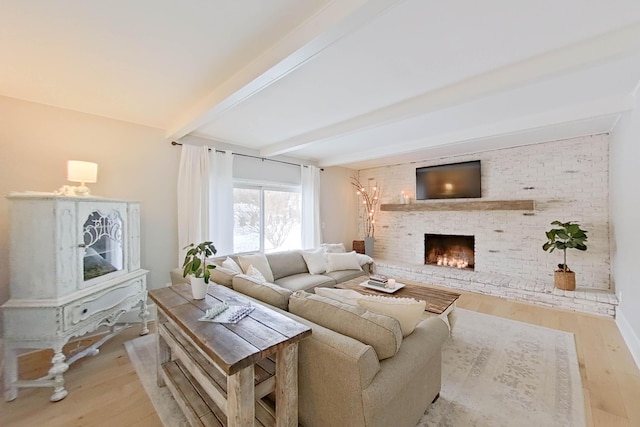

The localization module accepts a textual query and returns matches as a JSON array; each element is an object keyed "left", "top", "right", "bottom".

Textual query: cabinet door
[{"left": 77, "top": 202, "right": 128, "bottom": 289}]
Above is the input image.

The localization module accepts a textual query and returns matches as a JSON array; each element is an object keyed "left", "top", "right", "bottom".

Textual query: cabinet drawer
[{"left": 62, "top": 279, "right": 145, "bottom": 331}]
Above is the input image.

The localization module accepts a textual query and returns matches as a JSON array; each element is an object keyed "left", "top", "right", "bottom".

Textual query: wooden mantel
[{"left": 380, "top": 200, "right": 535, "bottom": 212}]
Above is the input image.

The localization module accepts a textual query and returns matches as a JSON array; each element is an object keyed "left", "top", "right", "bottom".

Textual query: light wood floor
[{"left": 1, "top": 289, "right": 639, "bottom": 427}]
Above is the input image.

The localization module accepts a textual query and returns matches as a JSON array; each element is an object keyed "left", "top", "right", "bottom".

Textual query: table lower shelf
[{"left": 159, "top": 322, "right": 278, "bottom": 427}]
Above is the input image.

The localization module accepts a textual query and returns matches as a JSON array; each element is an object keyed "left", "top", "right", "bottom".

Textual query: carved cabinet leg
[
  {"left": 49, "top": 348, "right": 69, "bottom": 402},
  {"left": 139, "top": 296, "right": 150, "bottom": 336}
]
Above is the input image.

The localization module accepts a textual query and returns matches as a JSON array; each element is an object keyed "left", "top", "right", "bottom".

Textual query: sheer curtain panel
[
  {"left": 301, "top": 165, "right": 322, "bottom": 249},
  {"left": 209, "top": 151, "right": 234, "bottom": 255},
  {"left": 177, "top": 145, "right": 210, "bottom": 264}
]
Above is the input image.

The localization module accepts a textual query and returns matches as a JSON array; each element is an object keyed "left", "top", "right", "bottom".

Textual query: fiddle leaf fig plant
[
  {"left": 182, "top": 241, "right": 217, "bottom": 284},
  {"left": 542, "top": 221, "right": 588, "bottom": 272}
]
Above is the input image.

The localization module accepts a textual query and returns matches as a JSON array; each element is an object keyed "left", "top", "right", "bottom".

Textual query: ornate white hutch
[{"left": 2, "top": 193, "right": 149, "bottom": 402}]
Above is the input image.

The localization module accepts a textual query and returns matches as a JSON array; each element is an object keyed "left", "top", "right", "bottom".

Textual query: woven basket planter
[{"left": 554, "top": 271, "right": 576, "bottom": 291}]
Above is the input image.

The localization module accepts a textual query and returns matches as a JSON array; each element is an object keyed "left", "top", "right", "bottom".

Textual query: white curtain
[
  {"left": 209, "top": 150, "right": 234, "bottom": 255},
  {"left": 301, "top": 165, "right": 322, "bottom": 249},
  {"left": 177, "top": 145, "right": 234, "bottom": 264},
  {"left": 177, "top": 145, "right": 211, "bottom": 264}
]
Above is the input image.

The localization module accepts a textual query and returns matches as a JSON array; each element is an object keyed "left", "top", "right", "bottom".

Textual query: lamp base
[{"left": 74, "top": 185, "right": 90, "bottom": 196}]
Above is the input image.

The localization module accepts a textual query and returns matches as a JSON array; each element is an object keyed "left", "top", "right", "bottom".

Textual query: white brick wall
[{"left": 357, "top": 134, "right": 611, "bottom": 291}]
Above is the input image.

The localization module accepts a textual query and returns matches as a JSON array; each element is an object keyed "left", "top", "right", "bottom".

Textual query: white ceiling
[{"left": 2, "top": 0, "right": 640, "bottom": 169}]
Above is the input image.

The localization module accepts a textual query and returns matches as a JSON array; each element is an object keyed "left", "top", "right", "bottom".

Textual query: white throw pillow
[
  {"left": 358, "top": 295, "right": 426, "bottom": 337},
  {"left": 222, "top": 257, "right": 242, "bottom": 273},
  {"left": 325, "top": 251, "right": 363, "bottom": 273},
  {"left": 321, "top": 243, "right": 346, "bottom": 253},
  {"left": 301, "top": 249, "right": 327, "bottom": 274},
  {"left": 315, "top": 287, "right": 364, "bottom": 306},
  {"left": 237, "top": 253, "right": 274, "bottom": 282},
  {"left": 246, "top": 264, "right": 266, "bottom": 282}
]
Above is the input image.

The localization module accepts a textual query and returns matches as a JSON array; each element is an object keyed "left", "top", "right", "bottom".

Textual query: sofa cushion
[
  {"left": 274, "top": 273, "right": 335, "bottom": 292},
  {"left": 208, "top": 266, "right": 237, "bottom": 288},
  {"left": 237, "top": 253, "right": 274, "bottom": 282},
  {"left": 289, "top": 291, "right": 402, "bottom": 360},
  {"left": 301, "top": 248, "right": 327, "bottom": 274},
  {"left": 358, "top": 295, "right": 426, "bottom": 337},
  {"left": 323, "top": 269, "right": 367, "bottom": 283},
  {"left": 326, "top": 252, "right": 362, "bottom": 273},
  {"left": 266, "top": 251, "right": 309, "bottom": 280},
  {"left": 232, "top": 274, "right": 292, "bottom": 311}
]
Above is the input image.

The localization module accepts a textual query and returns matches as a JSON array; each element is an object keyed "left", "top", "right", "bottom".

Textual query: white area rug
[{"left": 125, "top": 309, "right": 585, "bottom": 427}]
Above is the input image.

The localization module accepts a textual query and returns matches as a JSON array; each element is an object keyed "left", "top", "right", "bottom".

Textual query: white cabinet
[{"left": 2, "top": 193, "right": 149, "bottom": 402}]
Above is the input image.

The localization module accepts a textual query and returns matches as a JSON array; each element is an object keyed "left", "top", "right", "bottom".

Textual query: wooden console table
[{"left": 149, "top": 283, "right": 311, "bottom": 427}]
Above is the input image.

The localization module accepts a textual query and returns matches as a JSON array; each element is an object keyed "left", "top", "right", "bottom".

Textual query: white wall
[
  {"left": 320, "top": 166, "right": 359, "bottom": 249},
  {"left": 0, "top": 96, "right": 180, "bottom": 315},
  {"left": 610, "top": 97, "right": 640, "bottom": 368},
  {"left": 357, "top": 134, "right": 611, "bottom": 289}
]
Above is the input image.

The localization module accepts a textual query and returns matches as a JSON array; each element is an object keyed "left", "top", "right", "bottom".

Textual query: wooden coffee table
[{"left": 335, "top": 276, "right": 461, "bottom": 332}]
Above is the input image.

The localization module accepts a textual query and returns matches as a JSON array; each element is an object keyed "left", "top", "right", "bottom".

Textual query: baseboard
[{"left": 616, "top": 309, "right": 640, "bottom": 370}]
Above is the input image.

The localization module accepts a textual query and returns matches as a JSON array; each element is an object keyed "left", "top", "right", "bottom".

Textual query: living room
[{"left": 1, "top": 1, "right": 640, "bottom": 426}]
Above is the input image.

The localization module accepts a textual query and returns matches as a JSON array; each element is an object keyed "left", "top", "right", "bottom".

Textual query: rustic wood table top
[
  {"left": 336, "top": 276, "right": 461, "bottom": 315},
  {"left": 149, "top": 283, "right": 311, "bottom": 375}
]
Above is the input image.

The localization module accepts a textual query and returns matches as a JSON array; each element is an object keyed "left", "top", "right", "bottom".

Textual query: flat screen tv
[{"left": 416, "top": 160, "right": 481, "bottom": 200}]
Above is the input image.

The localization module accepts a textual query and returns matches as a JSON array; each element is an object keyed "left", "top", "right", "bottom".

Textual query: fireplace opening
[{"left": 425, "top": 234, "right": 475, "bottom": 269}]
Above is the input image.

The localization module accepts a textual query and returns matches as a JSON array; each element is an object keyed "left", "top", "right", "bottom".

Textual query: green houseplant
[
  {"left": 542, "top": 221, "right": 588, "bottom": 291},
  {"left": 182, "top": 241, "right": 217, "bottom": 299}
]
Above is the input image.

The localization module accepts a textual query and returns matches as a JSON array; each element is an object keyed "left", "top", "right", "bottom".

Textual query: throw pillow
[
  {"left": 321, "top": 243, "right": 346, "bottom": 253},
  {"left": 246, "top": 264, "right": 266, "bottom": 282},
  {"left": 232, "top": 274, "right": 292, "bottom": 311},
  {"left": 357, "top": 295, "right": 426, "bottom": 337},
  {"left": 325, "top": 251, "right": 362, "bottom": 273},
  {"left": 222, "top": 257, "right": 242, "bottom": 273},
  {"left": 314, "top": 287, "right": 363, "bottom": 306},
  {"left": 301, "top": 248, "right": 327, "bottom": 274},
  {"left": 237, "top": 253, "right": 274, "bottom": 282},
  {"left": 289, "top": 291, "right": 402, "bottom": 360}
]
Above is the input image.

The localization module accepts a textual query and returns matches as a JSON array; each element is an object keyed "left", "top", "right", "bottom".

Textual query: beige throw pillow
[
  {"left": 237, "top": 253, "right": 274, "bottom": 282},
  {"left": 222, "top": 257, "right": 242, "bottom": 273},
  {"left": 314, "top": 287, "right": 363, "bottom": 306},
  {"left": 325, "top": 251, "right": 362, "bottom": 272},
  {"left": 289, "top": 291, "right": 402, "bottom": 360},
  {"left": 301, "top": 248, "right": 327, "bottom": 274},
  {"left": 358, "top": 295, "right": 426, "bottom": 337},
  {"left": 321, "top": 243, "right": 346, "bottom": 253},
  {"left": 246, "top": 264, "right": 266, "bottom": 282}
]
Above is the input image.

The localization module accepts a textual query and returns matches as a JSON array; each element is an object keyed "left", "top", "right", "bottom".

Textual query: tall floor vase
[{"left": 364, "top": 236, "right": 375, "bottom": 257}]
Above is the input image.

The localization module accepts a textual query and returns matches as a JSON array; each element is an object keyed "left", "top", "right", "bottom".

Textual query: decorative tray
[{"left": 360, "top": 281, "right": 405, "bottom": 294}]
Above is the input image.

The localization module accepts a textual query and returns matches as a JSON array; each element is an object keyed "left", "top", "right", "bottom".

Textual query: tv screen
[{"left": 416, "top": 160, "right": 481, "bottom": 200}]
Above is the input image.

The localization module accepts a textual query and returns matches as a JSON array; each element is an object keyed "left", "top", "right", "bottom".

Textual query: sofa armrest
[{"left": 169, "top": 268, "right": 189, "bottom": 285}]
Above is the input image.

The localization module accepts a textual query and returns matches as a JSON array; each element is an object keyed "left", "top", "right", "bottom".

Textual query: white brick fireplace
[{"left": 357, "top": 134, "right": 618, "bottom": 317}]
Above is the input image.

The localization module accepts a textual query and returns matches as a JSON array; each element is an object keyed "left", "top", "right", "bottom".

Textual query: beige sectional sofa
[{"left": 169, "top": 249, "right": 449, "bottom": 427}]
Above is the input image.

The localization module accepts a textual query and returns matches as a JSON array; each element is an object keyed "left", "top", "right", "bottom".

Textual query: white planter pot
[{"left": 189, "top": 277, "right": 208, "bottom": 300}]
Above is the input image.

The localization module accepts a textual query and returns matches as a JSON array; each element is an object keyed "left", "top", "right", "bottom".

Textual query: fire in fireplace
[{"left": 424, "top": 234, "right": 475, "bottom": 269}]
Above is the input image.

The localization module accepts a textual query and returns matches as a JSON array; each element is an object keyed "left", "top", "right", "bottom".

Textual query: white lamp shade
[{"left": 67, "top": 161, "right": 98, "bottom": 184}]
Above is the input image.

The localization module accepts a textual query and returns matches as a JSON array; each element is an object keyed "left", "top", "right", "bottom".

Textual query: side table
[{"left": 149, "top": 283, "right": 311, "bottom": 427}]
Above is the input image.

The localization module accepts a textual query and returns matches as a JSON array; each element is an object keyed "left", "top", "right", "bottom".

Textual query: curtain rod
[{"left": 171, "top": 141, "right": 322, "bottom": 170}]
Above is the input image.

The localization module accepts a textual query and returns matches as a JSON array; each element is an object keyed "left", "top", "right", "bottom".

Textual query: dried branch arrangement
[{"left": 351, "top": 176, "right": 380, "bottom": 238}]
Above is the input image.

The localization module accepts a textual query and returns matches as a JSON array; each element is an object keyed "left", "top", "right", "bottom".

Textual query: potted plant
[
  {"left": 182, "top": 241, "right": 217, "bottom": 299},
  {"left": 542, "top": 221, "right": 588, "bottom": 291}
]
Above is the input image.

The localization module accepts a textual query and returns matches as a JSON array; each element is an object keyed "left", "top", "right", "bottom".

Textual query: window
[{"left": 233, "top": 185, "right": 301, "bottom": 253}]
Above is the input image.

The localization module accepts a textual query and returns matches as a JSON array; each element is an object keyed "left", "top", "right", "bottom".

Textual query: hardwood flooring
[{"left": 1, "top": 289, "right": 639, "bottom": 427}]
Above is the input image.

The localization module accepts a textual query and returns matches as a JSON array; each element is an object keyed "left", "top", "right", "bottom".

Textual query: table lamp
[{"left": 67, "top": 160, "right": 98, "bottom": 196}]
